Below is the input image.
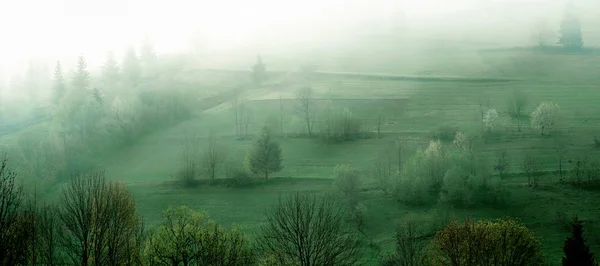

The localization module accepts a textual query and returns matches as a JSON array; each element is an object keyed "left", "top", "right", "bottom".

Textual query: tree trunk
[{"left": 265, "top": 171, "right": 269, "bottom": 180}]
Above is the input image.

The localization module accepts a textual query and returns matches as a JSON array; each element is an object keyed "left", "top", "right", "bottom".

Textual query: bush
[
  {"left": 334, "top": 164, "right": 362, "bottom": 209},
  {"left": 432, "top": 218, "right": 545, "bottom": 266},
  {"left": 395, "top": 141, "right": 448, "bottom": 205},
  {"left": 320, "top": 108, "right": 368, "bottom": 143}
]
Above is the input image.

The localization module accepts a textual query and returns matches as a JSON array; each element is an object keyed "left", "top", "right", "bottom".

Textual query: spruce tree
[
  {"left": 72, "top": 55, "right": 91, "bottom": 90},
  {"left": 122, "top": 47, "right": 141, "bottom": 87},
  {"left": 558, "top": 2, "right": 583, "bottom": 49},
  {"left": 251, "top": 55, "right": 267, "bottom": 86},
  {"left": 52, "top": 61, "right": 66, "bottom": 104},
  {"left": 249, "top": 126, "right": 283, "bottom": 179},
  {"left": 101, "top": 51, "right": 120, "bottom": 87},
  {"left": 562, "top": 216, "right": 597, "bottom": 266}
]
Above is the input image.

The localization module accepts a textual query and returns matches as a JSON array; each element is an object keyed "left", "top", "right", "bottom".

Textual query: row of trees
[
  {"left": 13, "top": 44, "right": 195, "bottom": 184},
  {"left": 2, "top": 154, "right": 597, "bottom": 265},
  {"left": 178, "top": 126, "right": 284, "bottom": 185}
]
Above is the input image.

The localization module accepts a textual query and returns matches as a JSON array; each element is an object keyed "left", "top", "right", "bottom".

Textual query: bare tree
[
  {"left": 522, "top": 153, "right": 540, "bottom": 188},
  {"left": 279, "top": 92, "right": 284, "bottom": 135},
  {"left": 202, "top": 135, "right": 225, "bottom": 180},
  {"left": 0, "top": 156, "right": 31, "bottom": 265},
  {"left": 333, "top": 165, "right": 362, "bottom": 209},
  {"left": 240, "top": 102, "right": 252, "bottom": 138},
  {"left": 555, "top": 139, "right": 570, "bottom": 182},
  {"left": 59, "top": 170, "right": 142, "bottom": 266},
  {"left": 231, "top": 94, "right": 241, "bottom": 137},
  {"left": 179, "top": 133, "right": 202, "bottom": 185},
  {"left": 256, "top": 192, "right": 361, "bottom": 266},
  {"left": 59, "top": 170, "right": 103, "bottom": 266},
  {"left": 494, "top": 149, "right": 510, "bottom": 179},
  {"left": 106, "top": 182, "right": 144, "bottom": 266},
  {"left": 295, "top": 86, "right": 316, "bottom": 136},
  {"left": 384, "top": 221, "right": 427, "bottom": 266},
  {"left": 508, "top": 90, "right": 528, "bottom": 118},
  {"left": 37, "top": 203, "right": 62, "bottom": 266},
  {"left": 374, "top": 147, "right": 394, "bottom": 194}
]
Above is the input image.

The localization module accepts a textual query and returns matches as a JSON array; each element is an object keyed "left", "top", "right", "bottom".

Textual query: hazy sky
[{"left": 1, "top": 0, "right": 598, "bottom": 75}]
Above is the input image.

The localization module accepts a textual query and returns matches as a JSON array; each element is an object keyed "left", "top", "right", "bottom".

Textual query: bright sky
[{"left": 0, "top": 0, "right": 597, "bottom": 75}]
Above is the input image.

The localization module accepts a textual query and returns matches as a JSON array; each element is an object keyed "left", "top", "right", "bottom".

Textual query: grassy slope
[{"left": 93, "top": 49, "right": 600, "bottom": 264}]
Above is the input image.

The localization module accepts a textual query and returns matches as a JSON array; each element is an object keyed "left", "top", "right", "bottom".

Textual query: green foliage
[
  {"left": 144, "top": 206, "right": 254, "bottom": 266},
  {"left": 432, "top": 218, "right": 545, "bottom": 266},
  {"left": 562, "top": 216, "right": 598, "bottom": 266},
  {"left": 396, "top": 141, "right": 448, "bottom": 205},
  {"left": 249, "top": 126, "right": 283, "bottom": 179}
]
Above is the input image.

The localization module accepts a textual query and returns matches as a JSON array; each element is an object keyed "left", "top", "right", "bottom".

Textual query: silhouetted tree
[
  {"left": 123, "top": 46, "right": 141, "bottom": 87},
  {"left": 494, "top": 149, "right": 510, "bottom": 179},
  {"left": 562, "top": 216, "right": 597, "bottom": 266},
  {"left": 59, "top": 170, "right": 143, "bottom": 266},
  {"left": 383, "top": 221, "right": 427, "bottom": 266},
  {"left": 52, "top": 61, "right": 66, "bottom": 104},
  {"left": 0, "top": 157, "right": 32, "bottom": 265},
  {"left": 559, "top": 2, "right": 583, "bottom": 49},
  {"left": 249, "top": 126, "right": 283, "bottom": 179},
  {"left": 37, "top": 203, "right": 62, "bottom": 266},
  {"left": 101, "top": 51, "right": 120, "bottom": 87},
  {"left": 256, "top": 192, "right": 361, "bottom": 266},
  {"left": 252, "top": 55, "right": 267, "bottom": 86},
  {"left": 72, "top": 55, "right": 91, "bottom": 90}
]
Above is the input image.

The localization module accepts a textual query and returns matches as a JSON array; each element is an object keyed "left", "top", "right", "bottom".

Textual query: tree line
[{"left": 1, "top": 155, "right": 597, "bottom": 265}]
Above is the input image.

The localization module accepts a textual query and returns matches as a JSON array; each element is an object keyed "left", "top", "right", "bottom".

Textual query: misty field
[
  {"left": 2, "top": 46, "right": 600, "bottom": 265},
  {"left": 66, "top": 49, "right": 598, "bottom": 264}
]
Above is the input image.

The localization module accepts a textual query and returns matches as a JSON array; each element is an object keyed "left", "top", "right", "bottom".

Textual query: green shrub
[{"left": 432, "top": 218, "right": 545, "bottom": 266}]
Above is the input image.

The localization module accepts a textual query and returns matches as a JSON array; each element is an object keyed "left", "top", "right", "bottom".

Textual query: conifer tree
[
  {"left": 101, "top": 51, "right": 120, "bottom": 87},
  {"left": 558, "top": 2, "right": 583, "bottom": 49},
  {"left": 72, "top": 55, "right": 91, "bottom": 90},
  {"left": 562, "top": 216, "right": 597, "bottom": 266},
  {"left": 249, "top": 126, "right": 283, "bottom": 179},
  {"left": 52, "top": 61, "right": 66, "bottom": 104},
  {"left": 122, "top": 47, "right": 141, "bottom": 87}
]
